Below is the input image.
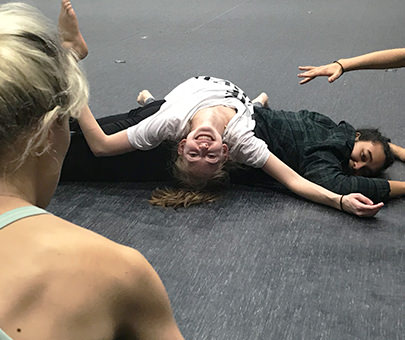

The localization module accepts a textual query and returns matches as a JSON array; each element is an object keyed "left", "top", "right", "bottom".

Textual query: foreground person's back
[
  {"left": 0, "top": 203, "right": 181, "bottom": 339},
  {"left": 0, "top": 2, "right": 183, "bottom": 339}
]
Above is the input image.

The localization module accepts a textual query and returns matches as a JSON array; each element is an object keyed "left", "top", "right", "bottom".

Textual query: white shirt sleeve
[{"left": 224, "top": 109, "right": 270, "bottom": 168}]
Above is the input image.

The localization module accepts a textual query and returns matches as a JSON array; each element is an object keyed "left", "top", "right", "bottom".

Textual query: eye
[
  {"left": 207, "top": 154, "right": 217, "bottom": 159},
  {"left": 361, "top": 152, "right": 367, "bottom": 162},
  {"left": 188, "top": 152, "right": 198, "bottom": 157}
]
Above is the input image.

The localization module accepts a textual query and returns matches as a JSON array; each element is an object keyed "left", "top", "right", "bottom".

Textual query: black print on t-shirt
[{"left": 198, "top": 76, "right": 249, "bottom": 105}]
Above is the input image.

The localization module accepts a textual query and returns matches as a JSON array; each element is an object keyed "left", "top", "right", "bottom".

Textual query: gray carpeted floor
[{"left": 33, "top": 0, "right": 405, "bottom": 338}]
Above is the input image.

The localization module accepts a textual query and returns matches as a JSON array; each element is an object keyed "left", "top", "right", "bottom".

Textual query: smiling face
[
  {"left": 177, "top": 126, "right": 229, "bottom": 179},
  {"left": 349, "top": 140, "right": 386, "bottom": 177}
]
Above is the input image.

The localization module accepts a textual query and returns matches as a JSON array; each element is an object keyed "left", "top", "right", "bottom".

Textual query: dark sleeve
[{"left": 302, "top": 152, "right": 390, "bottom": 203}]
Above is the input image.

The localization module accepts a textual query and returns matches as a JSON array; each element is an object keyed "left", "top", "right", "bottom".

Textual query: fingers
[
  {"left": 343, "top": 194, "right": 384, "bottom": 217},
  {"left": 297, "top": 66, "right": 319, "bottom": 85},
  {"left": 299, "top": 77, "right": 313, "bottom": 85},
  {"left": 328, "top": 70, "right": 343, "bottom": 83},
  {"left": 356, "top": 202, "right": 383, "bottom": 217},
  {"left": 352, "top": 203, "right": 382, "bottom": 217},
  {"left": 351, "top": 193, "right": 374, "bottom": 205},
  {"left": 327, "top": 76, "right": 336, "bottom": 83},
  {"left": 297, "top": 64, "right": 343, "bottom": 84},
  {"left": 298, "top": 66, "right": 315, "bottom": 71}
]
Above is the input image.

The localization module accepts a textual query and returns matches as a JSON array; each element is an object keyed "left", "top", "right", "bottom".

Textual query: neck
[
  {"left": 0, "top": 182, "right": 35, "bottom": 205},
  {"left": 191, "top": 106, "right": 235, "bottom": 135},
  {"left": 0, "top": 157, "right": 40, "bottom": 207}
]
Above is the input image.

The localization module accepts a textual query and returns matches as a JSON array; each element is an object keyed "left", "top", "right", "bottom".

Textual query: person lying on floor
[
  {"left": 64, "top": 73, "right": 388, "bottom": 217},
  {"left": 63, "top": 81, "right": 405, "bottom": 212},
  {"left": 0, "top": 2, "right": 184, "bottom": 339}
]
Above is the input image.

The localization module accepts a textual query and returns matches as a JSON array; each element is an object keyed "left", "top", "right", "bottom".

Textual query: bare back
[
  {"left": 0, "top": 203, "right": 183, "bottom": 340},
  {"left": 0, "top": 210, "right": 136, "bottom": 339}
]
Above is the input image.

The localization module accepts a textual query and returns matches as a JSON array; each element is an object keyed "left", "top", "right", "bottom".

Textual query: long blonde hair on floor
[
  {"left": 149, "top": 187, "right": 220, "bottom": 208},
  {"left": 149, "top": 151, "right": 231, "bottom": 208}
]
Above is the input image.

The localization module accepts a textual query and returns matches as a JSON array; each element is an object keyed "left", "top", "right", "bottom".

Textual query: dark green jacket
[{"left": 243, "top": 107, "right": 390, "bottom": 203}]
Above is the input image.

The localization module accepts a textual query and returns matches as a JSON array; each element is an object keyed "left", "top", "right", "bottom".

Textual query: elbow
[
  {"left": 92, "top": 147, "right": 114, "bottom": 157},
  {"left": 88, "top": 136, "right": 115, "bottom": 157},
  {"left": 92, "top": 149, "right": 107, "bottom": 157},
  {"left": 89, "top": 143, "right": 112, "bottom": 157}
]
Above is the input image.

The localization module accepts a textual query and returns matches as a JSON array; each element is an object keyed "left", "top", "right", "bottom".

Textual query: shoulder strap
[{"left": 0, "top": 206, "right": 49, "bottom": 230}]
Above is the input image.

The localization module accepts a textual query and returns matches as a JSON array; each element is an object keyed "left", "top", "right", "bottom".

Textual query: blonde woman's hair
[
  {"left": 0, "top": 2, "right": 88, "bottom": 172},
  {"left": 149, "top": 153, "right": 230, "bottom": 208},
  {"left": 150, "top": 187, "right": 220, "bottom": 208},
  {"left": 173, "top": 155, "right": 230, "bottom": 190}
]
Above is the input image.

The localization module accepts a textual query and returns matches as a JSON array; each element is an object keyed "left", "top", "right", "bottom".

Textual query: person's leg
[
  {"left": 70, "top": 99, "right": 165, "bottom": 133},
  {"left": 59, "top": 0, "right": 88, "bottom": 60},
  {"left": 62, "top": 100, "right": 173, "bottom": 182},
  {"left": 57, "top": 1, "right": 172, "bottom": 182},
  {"left": 252, "top": 92, "right": 269, "bottom": 108},
  {"left": 137, "top": 90, "right": 155, "bottom": 106}
]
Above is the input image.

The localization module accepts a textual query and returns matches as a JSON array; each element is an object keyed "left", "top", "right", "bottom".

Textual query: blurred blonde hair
[
  {"left": 0, "top": 2, "right": 88, "bottom": 172},
  {"left": 149, "top": 187, "right": 220, "bottom": 208},
  {"left": 149, "top": 153, "right": 230, "bottom": 208}
]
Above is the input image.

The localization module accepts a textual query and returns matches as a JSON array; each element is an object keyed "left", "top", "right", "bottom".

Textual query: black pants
[{"left": 60, "top": 100, "right": 175, "bottom": 182}]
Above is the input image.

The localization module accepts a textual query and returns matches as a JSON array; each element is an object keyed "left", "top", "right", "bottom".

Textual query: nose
[
  {"left": 353, "top": 160, "right": 365, "bottom": 170},
  {"left": 199, "top": 142, "right": 209, "bottom": 150}
]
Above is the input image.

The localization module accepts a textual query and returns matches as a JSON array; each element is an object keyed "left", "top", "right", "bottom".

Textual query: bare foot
[
  {"left": 58, "top": 0, "right": 88, "bottom": 60},
  {"left": 137, "top": 90, "right": 154, "bottom": 106},
  {"left": 252, "top": 92, "right": 269, "bottom": 107}
]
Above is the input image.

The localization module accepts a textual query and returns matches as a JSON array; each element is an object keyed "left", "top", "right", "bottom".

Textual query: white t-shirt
[{"left": 127, "top": 76, "right": 270, "bottom": 168}]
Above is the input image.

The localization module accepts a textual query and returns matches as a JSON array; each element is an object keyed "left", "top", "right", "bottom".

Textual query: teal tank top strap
[
  {"left": 0, "top": 328, "right": 13, "bottom": 340},
  {"left": 0, "top": 206, "right": 49, "bottom": 231}
]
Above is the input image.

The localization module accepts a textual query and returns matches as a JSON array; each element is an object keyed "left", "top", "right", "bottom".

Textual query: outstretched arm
[
  {"left": 388, "top": 181, "right": 405, "bottom": 197},
  {"left": 387, "top": 143, "right": 405, "bottom": 197},
  {"left": 78, "top": 105, "right": 135, "bottom": 156},
  {"left": 298, "top": 48, "right": 405, "bottom": 84},
  {"left": 389, "top": 142, "right": 405, "bottom": 162},
  {"left": 262, "top": 153, "right": 383, "bottom": 217}
]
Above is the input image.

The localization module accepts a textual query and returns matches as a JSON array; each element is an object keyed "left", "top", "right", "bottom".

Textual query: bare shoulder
[
  {"left": 48, "top": 214, "right": 157, "bottom": 289},
  {"left": 25, "top": 214, "right": 183, "bottom": 339}
]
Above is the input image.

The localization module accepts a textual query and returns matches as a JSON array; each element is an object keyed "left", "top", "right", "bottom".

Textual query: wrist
[
  {"left": 340, "top": 195, "right": 345, "bottom": 212},
  {"left": 333, "top": 60, "right": 345, "bottom": 74}
]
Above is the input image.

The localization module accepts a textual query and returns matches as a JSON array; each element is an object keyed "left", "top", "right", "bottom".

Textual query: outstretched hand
[
  {"left": 298, "top": 63, "right": 343, "bottom": 84},
  {"left": 342, "top": 193, "right": 384, "bottom": 217}
]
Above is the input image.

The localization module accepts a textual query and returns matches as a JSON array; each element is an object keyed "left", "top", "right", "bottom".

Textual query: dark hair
[{"left": 355, "top": 128, "right": 394, "bottom": 172}]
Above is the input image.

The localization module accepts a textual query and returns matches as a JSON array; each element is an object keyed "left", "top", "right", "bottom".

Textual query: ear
[
  {"left": 222, "top": 143, "right": 229, "bottom": 160},
  {"left": 355, "top": 132, "right": 361, "bottom": 141},
  {"left": 47, "top": 115, "right": 66, "bottom": 144},
  {"left": 177, "top": 139, "right": 186, "bottom": 155}
]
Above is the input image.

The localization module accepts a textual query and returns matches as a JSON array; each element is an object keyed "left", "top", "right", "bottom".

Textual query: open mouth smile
[{"left": 196, "top": 134, "right": 214, "bottom": 141}]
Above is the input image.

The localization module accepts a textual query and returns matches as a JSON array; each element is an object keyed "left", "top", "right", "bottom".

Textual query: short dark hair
[{"left": 355, "top": 128, "right": 394, "bottom": 172}]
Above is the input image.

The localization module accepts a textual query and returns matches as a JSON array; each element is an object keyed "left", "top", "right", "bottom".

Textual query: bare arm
[
  {"left": 387, "top": 144, "right": 405, "bottom": 197},
  {"left": 298, "top": 48, "right": 405, "bottom": 84},
  {"left": 388, "top": 181, "right": 405, "bottom": 197},
  {"left": 389, "top": 142, "right": 405, "bottom": 162},
  {"left": 78, "top": 105, "right": 135, "bottom": 156},
  {"left": 262, "top": 153, "right": 384, "bottom": 217},
  {"left": 339, "top": 48, "right": 405, "bottom": 71}
]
